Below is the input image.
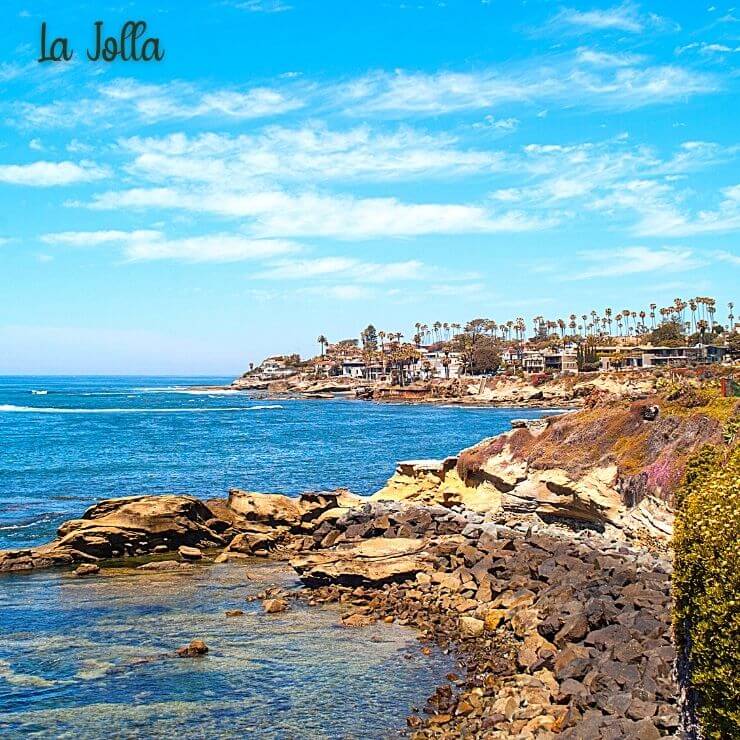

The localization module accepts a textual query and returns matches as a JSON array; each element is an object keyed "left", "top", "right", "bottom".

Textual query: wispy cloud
[
  {"left": 80, "top": 185, "right": 557, "bottom": 239},
  {"left": 15, "top": 78, "right": 304, "bottom": 129},
  {"left": 120, "top": 125, "right": 506, "bottom": 183},
  {"left": 564, "top": 246, "right": 701, "bottom": 280},
  {"left": 0, "top": 160, "right": 108, "bottom": 186},
  {"left": 41, "top": 229, "right": 300, "bottom": 263},
  {"left": 550, "top": 3, "right": 675, "bottom": 34},
  {"left": 233, "top": 0, "right": 292, "bottom": 11}
]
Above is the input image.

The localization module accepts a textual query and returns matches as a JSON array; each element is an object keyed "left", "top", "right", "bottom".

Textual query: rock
[
  {"left": 290, "top": 537, "right": 431, "bottom": 586},
  {"left": 178, "top": 545, "right": 203, "bottom": 561},
  {"left": 642, "top": 405, "right": 659, "bottom": 421},
  {"left": 484, "top": 609, "right": 507, "bottom": 631},
  {"left": 0, "top": 495, "right": 225, "bottom": 572},
  {"left": 341, "top": 613, "right": 376, "bottom": 627},
  {"left": 262, "top": 598, "right": 288, "bottom": 614},
  {"left": 224, "top": 531, "right": 278, "bottom": 556},
  {"left": 177, "top": 639, "right": 209, "bottom": 657},
  {"left": 137, "top": 560, "right": 193, "bottom": 572},
  {"left": 225, "top": 609, "right": 244, "bottom": 617},
  {"left": 73, "top": 563, "right": 100, "bottom": 576},
  {"left": 459, "top": 616, "right": 485, "bottom": 638}
]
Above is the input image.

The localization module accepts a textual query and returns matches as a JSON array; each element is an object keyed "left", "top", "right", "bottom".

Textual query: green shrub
[{"left": 673, "top": 445, "right": 740, "bottom": 738}]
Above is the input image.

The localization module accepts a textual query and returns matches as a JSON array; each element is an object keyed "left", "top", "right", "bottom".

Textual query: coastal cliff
[{"left": 374, "top": 387, "right": 737, "bottom": 541}]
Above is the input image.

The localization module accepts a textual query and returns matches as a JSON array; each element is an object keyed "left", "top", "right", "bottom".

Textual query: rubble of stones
[{"left": 297, "top": 501, "right": 680, "bottom": 739}]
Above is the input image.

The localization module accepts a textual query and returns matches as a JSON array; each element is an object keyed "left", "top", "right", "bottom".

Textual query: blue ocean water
[{"left": 0, "top": 376, "right": 546, "bottom": 551}]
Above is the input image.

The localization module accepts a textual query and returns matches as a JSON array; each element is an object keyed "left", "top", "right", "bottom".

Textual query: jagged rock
[
  {"left": 341, "top": 613, "right": 376, "bottom": 627},
  {"left": 0, "top": 495, "right": 223, "bottom": 572}
]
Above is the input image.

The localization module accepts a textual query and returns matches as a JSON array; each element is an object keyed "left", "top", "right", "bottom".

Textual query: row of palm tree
[{"left": 410, "top": 297, "right": 735, "bottom": 347}]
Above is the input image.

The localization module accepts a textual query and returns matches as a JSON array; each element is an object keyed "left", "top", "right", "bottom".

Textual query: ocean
[{"left": 0, "top": 376, "right": 546, "bottom": 738}]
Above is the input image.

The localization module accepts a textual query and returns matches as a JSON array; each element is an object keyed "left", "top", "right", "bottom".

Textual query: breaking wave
[{"left": 0, "top": 404, "right": 283, "bottom": 414}]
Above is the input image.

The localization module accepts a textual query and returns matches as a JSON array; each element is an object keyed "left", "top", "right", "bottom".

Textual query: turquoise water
[
  {"left": 0, "top": 376, "right": 545, "bottom": 550},
  {"left": 0, "top": 375, "right": 546, "bottom": 738},
  {"left": 0, "top": 559, "right": 454, "bottom": 739}
]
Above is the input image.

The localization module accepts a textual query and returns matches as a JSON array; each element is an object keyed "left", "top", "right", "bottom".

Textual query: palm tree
[
  {"left": 605, "top": 307, "right": 613, "bottom": 336},
  {"left": 649, "top": 304, "right": 657, "bottom": 329},
  {"left": 378, "top": 331, "right": 387, "bottom": 374},
  {"left": 317, "top": 335, "right": 328, "bottom": 357},
  {"left": 443, "top": 322, "right": 450, "bottom": 340},
  {"left": 729, "top": 302, "right": 735, "bottom": 329}
]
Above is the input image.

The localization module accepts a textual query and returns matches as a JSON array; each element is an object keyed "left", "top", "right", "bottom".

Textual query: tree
[
  {"left": 647, "top": 319, "right": 685, "bottom": 347},
  {"left": 361, "top": 324, "right": 378, "bottom": 351},
  {"left": 471, "top": 339, "right": 501, "bottom": 375},
  {"left": 577, "top": 338, "right": 599, "bottom": 371},
  {"left": 316, "top": 335, "right": 328, "bottom": 357}
]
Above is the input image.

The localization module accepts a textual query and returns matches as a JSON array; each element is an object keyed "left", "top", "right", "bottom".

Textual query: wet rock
[
  {"left": 262, "top": 597, "right": 288, "bottom": 614},
  {"left": 176, "top": 639, "right": 209, "bottom": 657},
  {"left": 178, "top": 545, "right": 202, "bottom": 561},
  {"left": 137, "top": 559, "right": 194, "bottom": 572},
  {"left": 225, "top": 609, "right": 244, "bottom": 617},
  {"left": 73, "top": 563, "right": 100, "bottom": 576},
  {"left": 341, "top": 613, "right": 376, "bottom": 627}
]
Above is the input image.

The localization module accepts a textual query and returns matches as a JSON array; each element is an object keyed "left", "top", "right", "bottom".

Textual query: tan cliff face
[{"left": 373, "top": 391, "right": 738, "bottom": 539}]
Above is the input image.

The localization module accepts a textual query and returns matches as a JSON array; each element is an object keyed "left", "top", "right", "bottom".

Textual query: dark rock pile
[{"left": 291, "top": 501, "right": 679, "bottom": 738}]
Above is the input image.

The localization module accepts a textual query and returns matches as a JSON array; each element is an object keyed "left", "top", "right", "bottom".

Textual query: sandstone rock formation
[
  {"left": 291, "top": 537, "right": 432, "bottom": 586},
  {"left": 372, "top": 394, "right": 731, "bottom": 539}
]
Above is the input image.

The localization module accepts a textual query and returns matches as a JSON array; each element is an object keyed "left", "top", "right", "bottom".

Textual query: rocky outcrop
[
  {"left": 0, "top": 495, "right": 225, "bottom": 572},
  {"left": 371, "top": 393, "right": 733, "bottom": 539},
  {"left": 291, "top": 537, "right": 433, "bottom": 586},
  {"left": 0, "top": 489, "right": 362, "bottom": 573}
]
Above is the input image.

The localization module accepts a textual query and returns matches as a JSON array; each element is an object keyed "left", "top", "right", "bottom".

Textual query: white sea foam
[
  {"left": 31, "top": 390, "right": 48, "bottom": 395},
  {"left": 0, "top": 404, "right": 283, "bottom": 414}
]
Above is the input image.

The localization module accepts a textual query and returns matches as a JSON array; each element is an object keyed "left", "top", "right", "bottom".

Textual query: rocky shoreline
[
  {"left": 198, "top": 367, "right": 662, "bottom": 410},
  {"left": 0, "top": 487, "right": 679, "bottom": 739}
]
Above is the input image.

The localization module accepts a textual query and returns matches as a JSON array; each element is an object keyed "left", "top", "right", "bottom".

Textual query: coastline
[{"left": 3, "top": 379, "right": 735, "bottom": 737}]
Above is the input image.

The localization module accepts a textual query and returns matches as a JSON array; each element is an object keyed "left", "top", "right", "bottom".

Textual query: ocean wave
[
  {"left": 0, "top": 404, "right": 283, "bottom": 414},
  {"left": 31, "top": 390, "right": 48, "bottom": 395},
  {"left": 0, "top": 514, "right": 57, "bottom": 531}
]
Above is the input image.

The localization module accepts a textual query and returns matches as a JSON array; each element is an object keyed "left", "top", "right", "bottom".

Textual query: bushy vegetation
[{"left": 673, "top": 444, "right": 740, "bottom": 739}]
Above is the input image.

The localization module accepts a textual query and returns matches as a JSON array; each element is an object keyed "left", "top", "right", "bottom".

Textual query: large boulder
[
  {"left": 0, "top": 495, "right": 224, "bottom": 572},
  {"left": 290, "top": 537, "right": 432, "bottom": 586}
]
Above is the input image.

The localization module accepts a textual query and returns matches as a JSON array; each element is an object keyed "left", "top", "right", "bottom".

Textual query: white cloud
[
  {"left": 340, "top": 57, "right": 715, "bottom": 117},
  {"left": 82, "top": 186, "right": 556, "bottom": 239},
  {"left": 41, "top": 229, "right": 300, "bottom": 263},
  {"left": 553, "top": 3, "right": 650, "bottom": 33},
  {"left": 576, "top": 48, "right": 647, "bottom": 66},
  {"left": 565, "top": 246, "right": 700, "bottom": 279},
  {"left": 0, "top": 160, "right": 108, "bottom": 186},
  {"left": 252, "top": 256, "right": 464, "bottom": 283},
  {"left": 16, "top": 78, "right": 304, "bottom": 129},
  {"left": 234, "top": 0, "right": 292, "bottom": 11},
  {"left": 713, "top": 250, "right": 740, "bottom": 266},
  {"left": 120, "top": 125, "right": 506, "bottom": 183}
]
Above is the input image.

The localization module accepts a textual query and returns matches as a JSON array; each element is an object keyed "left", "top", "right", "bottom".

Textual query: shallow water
[
  {"left": 0, "top": 375, "right": 547, "bottom": 550},
  {"left": 0, "top": 560, "right": 454, "bottom": 739}
]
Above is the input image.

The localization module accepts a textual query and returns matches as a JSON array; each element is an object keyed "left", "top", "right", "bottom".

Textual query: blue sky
[{"left": 0, "top": 0, "right": 738, "bottom": 374}]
